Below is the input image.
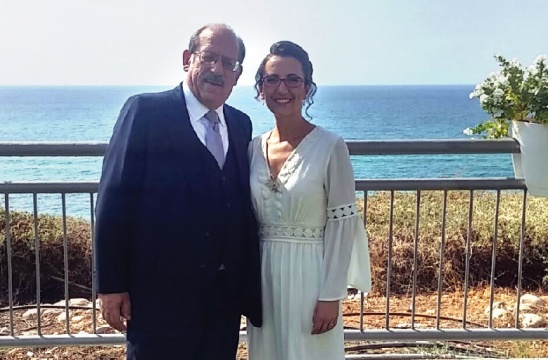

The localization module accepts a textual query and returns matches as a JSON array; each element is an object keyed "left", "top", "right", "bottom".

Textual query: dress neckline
[{"left": 262, "top": 126, "right": 319, "bottom": 183}]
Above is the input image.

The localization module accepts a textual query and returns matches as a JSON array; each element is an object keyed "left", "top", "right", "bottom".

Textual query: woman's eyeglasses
[{"left": 262, "top": 75, "right": 304, "bottom": 88}]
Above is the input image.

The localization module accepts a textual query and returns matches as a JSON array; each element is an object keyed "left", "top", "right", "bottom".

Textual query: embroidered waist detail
[{"left": 259, "top": 224, "right": 324, "bottom": 242}]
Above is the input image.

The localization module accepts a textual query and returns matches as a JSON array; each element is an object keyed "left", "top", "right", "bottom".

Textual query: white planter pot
[{"left": 511, "top": 121, "right": 548, "bottom": 196}]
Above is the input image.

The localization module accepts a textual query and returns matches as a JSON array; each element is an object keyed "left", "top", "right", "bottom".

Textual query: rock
[
  {"left": 54, "top": 298, "right": 92, "bottom": 307},
  {"left": 95, "top": 325, "right": 112, "bottom": 334},
  {"left": 69, "top": 298, "right": 91, "bottom": 307},
  {"left": 21, "top": 330, "right": 38, "bottom": 336},
  {"left": 43, "top": 308, "right": 62, "bottom": 315},
  {"left": 516, "top": 294, "right": 546, "bottom": 314},
  {"left": 520, "top": 294, "right": 544, "bottom": 307},
  {"left": 0, "top": 327, "right": 9, "bottom": 335},
  {"left": 72, "top": 315, "right": 84, "bottom": 323},
  {"left": 491, "top": 307, "right": 510, "bottom": 320},
  {"left": 22, "top": 308, "right": 43, "bottom": 318},
  {"left": 57, "top": 312, "right": 67, "bottom": 323},
  {"left": 520, "top": 313, "right": 546, "bottom": 328},
  {"left": 53, "top": 300, "right": 67, "bottom": 307},
  {"left": 484, "top": 301, "right": 507, "bottom": 315}
]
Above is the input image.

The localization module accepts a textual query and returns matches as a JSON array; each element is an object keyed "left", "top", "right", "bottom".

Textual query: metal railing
[{"left": 1, "top": 139, "right": 546, "bottom": 350}]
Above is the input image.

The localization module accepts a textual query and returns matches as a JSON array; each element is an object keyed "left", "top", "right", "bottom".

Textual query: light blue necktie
[{"left": 204, "top": 110, "right": 225, "bottom": 168}]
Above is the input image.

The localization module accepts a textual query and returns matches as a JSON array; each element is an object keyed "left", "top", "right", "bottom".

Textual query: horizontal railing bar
[
  {"left": 347, "top": 139, "right": 520, "bottom": 155},
  {"left": 356, "top": 178, "right": 526, "bottom": 191},
  {"left": 0, "top": 334, "right": 125, "bottom": 347},
  {"left": 344, "top": 329, "right": 548, "bottom": 341},
  {"left": 345, "top": 356, "right": 480, "bottom": 360},
  {"left": 0, "top": 139, "right": 520, "bottom": 157},
  {"left": 0, "top": 178, "right": 526, "bottom": 194},
  {"left": 0, "top": 178, "right": 525, "bottom": 194},
  {"left": 1, "top": 328, "right": 546, "bottom": 348},
  {"left": 0, "top": 181, "right": 99, "bottom": 193},
  {"left": 0, "top": 142, "right": 108, "bottom": 156}
]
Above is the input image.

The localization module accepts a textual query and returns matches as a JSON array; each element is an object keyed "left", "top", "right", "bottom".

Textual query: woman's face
[{"left": 260, "top": 55, "right": 309, "bottom": 118}]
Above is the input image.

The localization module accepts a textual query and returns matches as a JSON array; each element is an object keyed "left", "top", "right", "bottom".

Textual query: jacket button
[{"left": 205, "top": 232, "right": 210, "bottom": 237}]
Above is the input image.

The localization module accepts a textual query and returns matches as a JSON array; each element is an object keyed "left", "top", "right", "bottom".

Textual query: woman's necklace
[{"left": 263, "top": 123, "right": 315, "bottom": 193}]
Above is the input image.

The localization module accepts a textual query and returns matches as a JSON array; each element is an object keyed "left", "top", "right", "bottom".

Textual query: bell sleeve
[{"left": 319, "top": 136, "right": 372, "bottom": 301}]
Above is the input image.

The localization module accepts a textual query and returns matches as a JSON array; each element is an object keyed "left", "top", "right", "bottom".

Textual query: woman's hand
[{"left": 311, "top": 300, "right": 339, "bottom": 334}]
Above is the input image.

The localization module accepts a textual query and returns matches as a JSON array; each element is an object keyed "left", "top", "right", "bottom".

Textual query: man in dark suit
[{"left": 94, "top": 23, "right": 262, "bottom": 360}]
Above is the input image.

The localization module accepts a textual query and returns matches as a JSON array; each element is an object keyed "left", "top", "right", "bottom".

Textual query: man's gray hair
[{"left": 188, "top": 23, "right": 246, "bottom": 64}]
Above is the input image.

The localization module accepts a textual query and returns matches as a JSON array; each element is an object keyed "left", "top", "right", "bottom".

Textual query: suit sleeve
[
  {"left": 242, "top": 115, "right": 263, "bottom": 327},
  {"left": 94, "top": 96, "right": 147, "bottom": 294}
]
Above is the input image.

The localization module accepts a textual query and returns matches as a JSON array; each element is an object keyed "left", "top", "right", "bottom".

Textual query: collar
[{"left": 182, "top": 80, "right": 225, "bottom": 127}]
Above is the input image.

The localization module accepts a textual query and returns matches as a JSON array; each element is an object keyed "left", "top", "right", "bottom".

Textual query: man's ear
[
  {"left": 233, "top": 65, "right": 243, "bottom": 85},
  {"left": 182, "top": 50, "right": 192, "bottom": 71}
]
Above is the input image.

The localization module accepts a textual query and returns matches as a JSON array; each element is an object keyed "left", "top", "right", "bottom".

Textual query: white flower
[
  {"left": 495, "top": 74, "right": 508, "bottom": 86},
  {"left": 526, "top": 65, "right": 538, "bottom": 76},
  {"left": 533, "top": 54, "right": 547, "bottom": 65},
  {"left": 469, "top": 91, "right": 476, "bottom": 99},
  {"left": 463, "top": 128, "right": 473, "bottom": 136},
  {"left": 479, "top": 94, "right": 489, "bottom": 104},
  {"left": 509, "top": 58, "right": 521, "bottom": 67},
  {"left": 492, "top": 109, "right": 504, "bottom": 118},
  {"left": 492, "top": 88, "right": 504, "bottom": 100}
]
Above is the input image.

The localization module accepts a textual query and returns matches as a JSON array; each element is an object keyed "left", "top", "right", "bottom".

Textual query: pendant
[{"left": 265, "top": 175, "right": 281, "bottom": 193}]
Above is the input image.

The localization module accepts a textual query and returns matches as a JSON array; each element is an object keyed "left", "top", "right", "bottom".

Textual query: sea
[{"left": 0, "top": 85, "right": 513, "bottom": 217}]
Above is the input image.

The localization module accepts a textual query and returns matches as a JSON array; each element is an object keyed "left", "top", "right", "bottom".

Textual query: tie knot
[{"left": 204, "top": 110, "right": 220, "bottom": 125}]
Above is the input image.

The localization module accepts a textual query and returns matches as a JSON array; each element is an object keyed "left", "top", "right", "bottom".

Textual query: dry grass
[
  {"left": 363, "top": 190, "right": 548, "bottom": 294},
  {"left": 0, "top": 211, "right": 92, "bottom": 303},
  {"left": 1, "top": 191, "right": 548, "bottom": 304}
]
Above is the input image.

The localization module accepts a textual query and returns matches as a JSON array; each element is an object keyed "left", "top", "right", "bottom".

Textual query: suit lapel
[
  {"left": 166, "top": 85, "right": 208, "bottom": 198},
  {"left": 224, "top": 107, "right": 250, "bottom": 189}
]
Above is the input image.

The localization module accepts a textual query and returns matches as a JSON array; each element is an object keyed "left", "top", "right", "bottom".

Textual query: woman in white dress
[{"left": 247, "top": 41, "right": 372, "bottom": 360}]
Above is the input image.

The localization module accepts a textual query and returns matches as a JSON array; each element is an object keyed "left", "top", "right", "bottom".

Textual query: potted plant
[{"left": 464, "top": 54, "right": 548, "bottom": 196}]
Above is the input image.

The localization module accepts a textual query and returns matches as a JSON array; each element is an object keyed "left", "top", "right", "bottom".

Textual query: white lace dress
[{"left": 247, "top": 126, "right": 372, "bottom": 360}]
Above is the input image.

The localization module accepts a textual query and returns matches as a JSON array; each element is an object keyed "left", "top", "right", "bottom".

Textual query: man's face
[{"left": 183, "top": 27, "right": 242, "bottom": 110}]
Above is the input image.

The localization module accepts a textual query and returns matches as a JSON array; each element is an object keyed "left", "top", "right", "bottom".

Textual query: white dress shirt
[
  {"left": 182, "top": 81, "right": 229, "bottom": 156},
  {"left": 182, "top": 81, "right": 228, "bottom": 270}
]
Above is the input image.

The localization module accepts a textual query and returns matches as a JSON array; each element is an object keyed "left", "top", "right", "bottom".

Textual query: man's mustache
[{"left": 202, "top": 73, "right": 225, "bottom": 86}]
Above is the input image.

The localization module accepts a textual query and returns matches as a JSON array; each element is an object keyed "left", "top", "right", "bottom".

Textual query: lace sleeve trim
[{"left": 326, "top": 203, "right": 359, "bottom": 221}]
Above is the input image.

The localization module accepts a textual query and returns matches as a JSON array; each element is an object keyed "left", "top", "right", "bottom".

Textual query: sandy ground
[{"left": 1, "top": 287, "right": 547, "bottom": 359}]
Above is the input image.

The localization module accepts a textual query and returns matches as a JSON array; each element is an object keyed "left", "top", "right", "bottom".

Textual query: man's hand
[
  {"left": 311, "top": 300, "right": 339, "bottom": 335},
  {"left": 98, "top": 292, "right": 131, "bottom": 332}
]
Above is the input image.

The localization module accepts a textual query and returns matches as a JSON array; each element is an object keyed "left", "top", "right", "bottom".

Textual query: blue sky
[{"left": 1, "top": 0, "right": 547, "bottom": 86}]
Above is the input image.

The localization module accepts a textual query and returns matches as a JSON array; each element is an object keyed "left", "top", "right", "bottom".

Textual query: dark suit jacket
[{"left": 94, "top": 84, "right": 262, "bottom": 337}]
